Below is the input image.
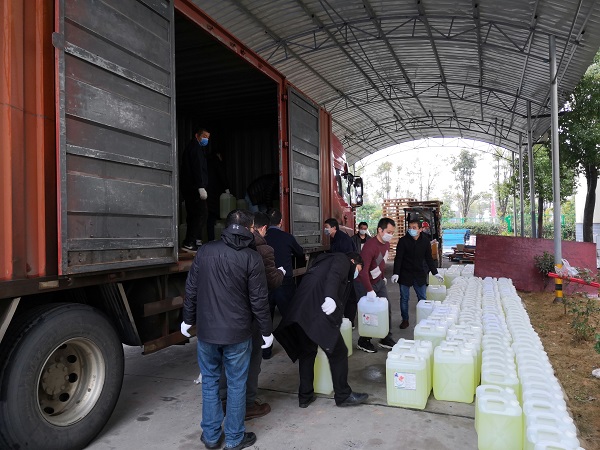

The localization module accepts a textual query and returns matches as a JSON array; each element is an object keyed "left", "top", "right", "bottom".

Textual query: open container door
[
  {"left": 287, "top": 87, "right": 322, "bottom": 250},
  {"left": 55, "top": 0, "right": 177, "bottom": 275}
]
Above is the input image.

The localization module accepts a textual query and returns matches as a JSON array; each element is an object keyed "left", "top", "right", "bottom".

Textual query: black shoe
[
  {"left": 299, "top": 395, "right": 316, "bottom": 408},
  {"left": 357, "top": 338, "right": 377, "bottom": 353},
  {"left": 201, "top": 431, "right": 224, "bottom": 449},
  {"left": 399, "top": 320, "right": 410, "bottom": 329},
  {"left": 262, "top": 345, "right": 273, "bottom": 360},
  {"left": 336, "top": 392, "right": 369, "bottom": 407},
  {"left": 378, "top": 336, "right": 396, "bottom": 349},
  {"left": 224, "top": 432, "right": 257, "bottom": 450}
]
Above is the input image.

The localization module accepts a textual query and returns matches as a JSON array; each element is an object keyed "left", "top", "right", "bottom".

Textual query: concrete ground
[{"left": 87, "top": 261, "right": 477, "bottom": 450}]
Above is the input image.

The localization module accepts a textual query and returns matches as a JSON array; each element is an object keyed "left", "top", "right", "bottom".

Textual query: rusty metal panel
[
  {"left": 288, "top": 88, "right": 321, "bottom": 248},
  {"left": 55, "top": 0, "right": 177, "bottom": 274},
  {"left": 0, "top": 0, "right": 56, "bottom": 282}
]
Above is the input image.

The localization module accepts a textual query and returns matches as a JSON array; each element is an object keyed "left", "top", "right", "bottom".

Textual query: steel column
[
  {"left": 550, "top": 35, "right": 563, "bottom": 302},
  {"left": 512, "top": 152, "right": 517, "bottom": 236},
  {"left": 527, "top": 101, "right": 537, "bottom": 238},
  {"left": 518, "top": 133, "right": 525, "bottom": 237}
]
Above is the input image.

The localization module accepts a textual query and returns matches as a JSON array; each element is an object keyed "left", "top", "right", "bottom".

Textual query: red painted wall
[{"left": 474, "top": 235, "right": 598, "bottom": 293}]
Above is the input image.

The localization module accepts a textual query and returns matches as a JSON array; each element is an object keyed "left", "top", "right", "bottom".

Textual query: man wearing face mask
[
  {"left": 391, "top": 218, "right": 443, "bottom": 329},
  {"left": 180, "top": 126, "right": 210, "bottom": 253},
  {"left": 274, "top": 252, "right": 369, "bottom": 408},
  {"left": 351, "top": 221, "right": 371, "bottom": 252},
  {"left": 324, "top": 218, "right": 357, "bottom": 254},
  {"left": 354, "top": 218, "right": 397, "bottom": 353}
]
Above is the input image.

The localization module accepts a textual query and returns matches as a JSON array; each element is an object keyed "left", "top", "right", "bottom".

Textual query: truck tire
[{"left": 0, "top": 303, "right": 124, "bottom": 450}]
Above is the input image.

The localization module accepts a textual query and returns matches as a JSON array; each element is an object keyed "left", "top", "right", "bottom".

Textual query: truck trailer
[{"left": 0, "top": 1, "right": 363, "bottom": 448}]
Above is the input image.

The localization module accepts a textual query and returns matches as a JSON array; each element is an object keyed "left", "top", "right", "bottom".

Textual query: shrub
[{"left": 533, "top": 251, "right": 555, "bottom": 289}]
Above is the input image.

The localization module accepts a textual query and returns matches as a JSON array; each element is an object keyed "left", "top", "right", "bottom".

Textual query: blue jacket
[
  {"left": 265, "top": 226, "right": 304, "bottom": 278},
  {"left": 330, "top": 229, "right": 357, "bottom": 254}
]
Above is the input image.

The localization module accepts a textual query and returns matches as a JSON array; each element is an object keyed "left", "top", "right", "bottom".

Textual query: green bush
[
  {"left": 442, "top": 221, "right": 505, "bottom": 236},
  {"left": 533, "top": 251, "right": 555, "bottom": 289}
]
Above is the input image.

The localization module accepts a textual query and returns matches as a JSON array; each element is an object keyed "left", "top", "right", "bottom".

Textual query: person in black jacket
[
  {"left": 324, "top": 218, "right": 357, "bottom": 254},
  {"left": 391, "top": 218, "right": 444, "bottom": 329},
  {"left": 180, "top": 127, "right": 210, "bottom": 252},
  {"left": 274, "top": 252, "right": 369, "bottom": 408},
  {"left": 181, "top": 209, "right": 272, "bottom": 450},
  {"left": 263, "top": 208, "right": 304, "bottom": 359},
  {"left": 351, "top": 221, "right": 371, "bottom": 253}
]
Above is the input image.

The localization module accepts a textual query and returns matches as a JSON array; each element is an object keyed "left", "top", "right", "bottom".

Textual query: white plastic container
[
  {"left": 475, "top": 385, "right": 517, "bottom": 431},
  {"left": 525, "top": 424, "right": 580, "bottom": 450},
  {"left": 433, "top": 346, "right": 475, "bottom": 403},
  {"left": 414, "top": 323, "right": 447, "bottom": 349},
  {"left": 219, "top": 191, "right": 237, "bottom": 219},
  {"left": 426, "top": 285, "right": 447, "bottom": 301},
  {"left": 480, "top": 367, "right": 520, "bottom": 401},
  {"left": 477, "top": 394, "right": 522, "bottom": 450},
  {"left": 313, "top": 347, "right": 333, "bottom": 395},
  {"left": 386, "top": 353, "right": 428, "bottom": 409},
  {"left": 357, "top": 296, "right": 389, "bottom": 339},
  {"left": 340, "top": 318, "right": 353, "bottom": 357},
  {"left": 416, "top": 300, "right": 441, "bottom": 324}
]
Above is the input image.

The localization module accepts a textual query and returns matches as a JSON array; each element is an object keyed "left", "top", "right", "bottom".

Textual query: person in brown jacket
[{"left": 219, "top": 211, "right": 285, "bottom": 421}]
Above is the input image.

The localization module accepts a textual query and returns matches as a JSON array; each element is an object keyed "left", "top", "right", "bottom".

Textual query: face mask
[
  {"left": 199, "top": 137, "right": 209, "bottom": 147},
  {"left": 408, "top": 229, "right": 418, "bottom": 237},
  {"left": 354, "top": 268, "right": 359, "bottom": 279},
  {"left": 359, "top": 230, "right": 367, "bottom": 235},
  {"left": 324, "top": 228, "right": 331, "bottom": 236},
  {"left": 382, "top": 232, "right": 393, "bottom": 243}
]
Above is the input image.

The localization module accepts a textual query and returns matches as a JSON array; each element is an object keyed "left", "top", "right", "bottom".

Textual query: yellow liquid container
[
  {"left": 219, "top": 192, "right": 237, "bottom": 219},
  {"left": 475, "top": 385, "right": 517, "bottom": 432},
  {"left": 386, "top": 353, "right": 428, "bottom": 409},
  {"left": 313, "top": 347, "right": 333, "bottom": 395},
  {"left": 433, "top": 346, "right": 475, "bottom": 403},
  {"left": 480, "top": 366, "right": 520, "bottom": 402},
  {"left": 414, "top": 323, "right": 447, "bottom": 349},
  {"left": 416, "top": 300, "right": 441, "bottom": 323},
  {"left": 444, "top": 270, "right": 461, "bottom": 288},
  {"left": 214, "top": 220, "right": 226, "bottom": 240},
  {"left": 429, "top": 268, "right": 446, "bottom": 285},
  {"left": 525, "top": 424, "right": 580, "bottom": 450},
  {"left": 426, "top": 285, "right": 447, "bottom": 301},
  {"left": 357, "top": 296, "right": 389, "bottom": 339},
  {"left": 476, "top": 394, "right": 522, "bottom": 450},
  {"left": 340, "top": 318, "right": 353, "bottom": 357}
]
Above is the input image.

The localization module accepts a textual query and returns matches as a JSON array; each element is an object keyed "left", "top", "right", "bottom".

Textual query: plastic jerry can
[
  {"left": 525, "top": 424, "right": 580, "bottom": 450},
  {"left": 433, "top": 346, "right": 475, "bottom": 403},
  {"left": 524, "top": 411, "right": 577, "bottom": 435},
  {"left": 476, "top": 394, "right": 522, "bottom": 450},
  {"left": 386, "top": 353, "right": 428, "bottom": 410},
  {"left": 236, "top": 197, "right": 248, "bottom": 210},
  {"left": 313, "top": 347, "right": 333, "bottom": 395},
  {"left": 426, "top": 285, "right": 447, "bottom": 301},
  {"left": 357, "top": 296, "right": 389, "bottom": 339},
  {"left": 214, "top": 220, "right": 226, "bottom": 241},
  {"left": 475, "top": 385, "right": 517, "bottom": 431},
  {"left": 480, "top": 366, "right": 520, "bottom": 402},
  {"left": 429, "top": 268, "right": 446, "bottom": 285},
  {"left": 219, "top": 191, "right": 237, "bottom": 219},
  {"left": 340, "top": 318, "right": 353, "bottom": 357},
  {"left": 416, "top": 300, "right": 440, "bottom": 324},
  {"left": 414, "top": 323, "right": 447, "bottom": 349}
]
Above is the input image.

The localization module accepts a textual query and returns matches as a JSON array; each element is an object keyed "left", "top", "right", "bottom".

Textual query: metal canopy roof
[{"left": 193, "top": 0, "right": 600, "bottom": 165}]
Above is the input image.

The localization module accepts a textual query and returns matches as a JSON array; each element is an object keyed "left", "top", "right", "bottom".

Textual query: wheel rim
[{"left": 37, "top": 338, "right": 106, "bottom": 426}]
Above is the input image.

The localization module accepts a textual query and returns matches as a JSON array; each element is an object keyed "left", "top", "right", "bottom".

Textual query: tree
[
  {"left": 451, "top": 149, "right": 480, "bottom": 218},
  {"left": 375, "top": 161, "right": 393, "bottom": 202},
  {"left": 560, "top": 50, "right": 600, "bottom": 242},
  {"left": 492, "top": 148, "right": 512, "bottom": 219}
]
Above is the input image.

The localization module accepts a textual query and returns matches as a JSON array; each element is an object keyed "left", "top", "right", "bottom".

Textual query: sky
[{"left": 354, "top": 138, "right": 505, "bottom": 209}]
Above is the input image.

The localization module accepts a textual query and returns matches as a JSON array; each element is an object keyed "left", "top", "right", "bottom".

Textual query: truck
[{"left": 0, "top": 1, "right": 363, "bottom": 448}]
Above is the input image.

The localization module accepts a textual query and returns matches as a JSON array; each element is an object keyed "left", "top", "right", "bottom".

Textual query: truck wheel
[{"left": 0, "top": 303, "right": 124, "bottom": 450}]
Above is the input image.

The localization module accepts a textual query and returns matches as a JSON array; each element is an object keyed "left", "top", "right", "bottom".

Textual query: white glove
[
  {"left": 366, "top": 290, "right": 377, "bottom": 299},
  {"left": 434, "top": 274, "right": 444, "bottom": 282},
  {"left": 391, "top": 274, "right": 399, "bottom": 283},
  {"left": 278, "top": 266, "right": 286, "bottom": 275},
  {"left": 261, "top": 334, "right": 274, "bottom": 348},
  {"left": 180, "top": 322, "right": 192, "bottom": 337},
  {"left": 198, "top": 188, "right": 208, "bottom": 200},
  {"left": 383, "top": 277, "right": 388, "bottom": 285},
  {"left": 321, "top": 296, "right": 337, "bottom": 315}
]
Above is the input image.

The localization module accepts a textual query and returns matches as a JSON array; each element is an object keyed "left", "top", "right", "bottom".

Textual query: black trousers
[
  {"left": 343, "top": 287, "right": 357, "bottom": 327},
  {"left": 269, "top": 279, "right": 296, "bottom": 319},
  {"left": 298, "top": 331, "right": 352, "bottom": 405},
  {"left": 183, "top": 195, "right": 208, "bottom": 245}
]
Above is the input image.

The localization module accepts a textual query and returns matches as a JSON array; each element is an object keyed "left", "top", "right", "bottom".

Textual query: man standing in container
[
  {"left": 391, "top": 218, "right": 443, "bottom": 329},
  {"left": 181, "top": 209, "right": 273, "bottom": 450},
  {"left": 274, "top": 252, "right": 369, "bottom": 408},
  {"left": 354, "top": 217, "right": 397, "bottom": 353},
  {"left": 263, "top": 208, "right": 304, "bottom": 359},
  {"left": 324, "top": 218, "right": 357, "bottom": 254},
  {"left": 180, "top": 126, "right": 210, "bottom": 253}
]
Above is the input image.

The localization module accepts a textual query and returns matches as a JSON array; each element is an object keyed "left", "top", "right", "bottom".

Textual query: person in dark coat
[
  {"left": 274, "top": 252, "right": 369, "bottom": 408},
  {"left": 180, "top": 126, "right": 210, "bottom": 252},
  {"left": 391, "top": 218, "right": 443, "bottom": 329},
  {"left": 218, "top": 212, "right": 284, "bottom": 421},
  {"left": 246, "top": 173, "right": 279, "bottom": 212},
  {"left": 351, "top": 221, "right": 371, "bottom": 253},
  {"left": 324, "top": 218, "right": 357, "bottom": 254},
  {"left": 181, "top": 209, "right": 272, "bottom": 450},
  {"left": 263, "top": 208, "right": 304, "bottom": 359}
]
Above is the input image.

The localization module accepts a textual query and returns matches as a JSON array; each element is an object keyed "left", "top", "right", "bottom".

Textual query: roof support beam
[
  {"left": 472, "top": 1, "right": 484, "bottom": 121},
  {"left": 550, "top": 34, "right": 562, "bottom": 301},
  {"left": 518, "top": 132, "right": 525, "bottom": 237},
  {"left": 527, "top": 100, "right": 537, "bottom": 238}
]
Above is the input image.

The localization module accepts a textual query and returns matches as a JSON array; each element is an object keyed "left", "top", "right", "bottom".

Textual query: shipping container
[{"left": 0, "top": 1, "right": 362, "bottom": 448}]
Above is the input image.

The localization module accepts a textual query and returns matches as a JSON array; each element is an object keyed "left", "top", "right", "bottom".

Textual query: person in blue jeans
[
  {"left": 391, "top": 218, "right": 443, "bottom": 329},
  {"left": 181, "top": 210, "right": 273, "bottom": 450}
]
